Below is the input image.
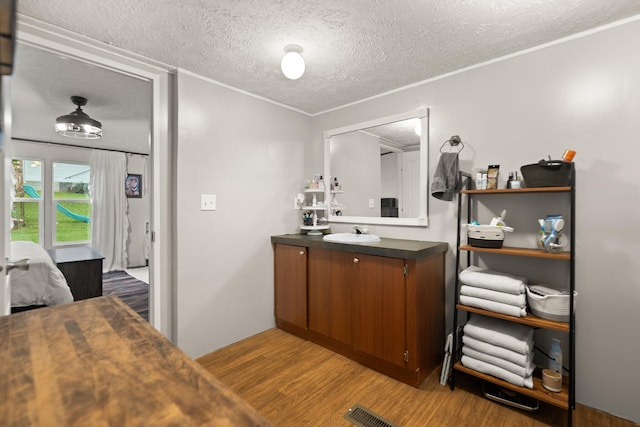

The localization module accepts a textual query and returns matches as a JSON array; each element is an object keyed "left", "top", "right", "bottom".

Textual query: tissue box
[{"left": 467, "top": 225, "right": 504, "bottom": 248}]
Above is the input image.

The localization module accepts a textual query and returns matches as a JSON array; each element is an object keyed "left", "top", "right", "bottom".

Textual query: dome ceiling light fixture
[
  {"left": 281, "top": 44, "right": 305, "bottom": 80},
  {"left": 55, "top": 95, "right": 102, "bottom": 139}
]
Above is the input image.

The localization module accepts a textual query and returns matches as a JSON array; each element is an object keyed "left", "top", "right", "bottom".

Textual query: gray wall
[
  {"left": 330, "top": 131, "right": 381, "bottom": 216},
  {"left": 309, "top": 19, "right": 640, "bottom": 423},
  {"left": 175, "top": 71, "right": 310, "bottom": 358},
  {"left": 380, "top": 153, "right": 399, "bottom": 200}
]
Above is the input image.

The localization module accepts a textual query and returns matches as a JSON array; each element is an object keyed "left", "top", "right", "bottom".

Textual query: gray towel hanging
[{"left": 431, "top": 152, "right": 459, "bottom": 201}]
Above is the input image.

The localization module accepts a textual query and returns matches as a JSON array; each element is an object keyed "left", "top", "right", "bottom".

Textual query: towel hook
[{"left": 440, "top": 135, "right": 464, "bottom": 153}]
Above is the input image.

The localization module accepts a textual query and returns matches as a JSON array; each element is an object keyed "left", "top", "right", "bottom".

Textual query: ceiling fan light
[
  {"left": 55, "top": 96, "right": 102, "bottom": 139},
  {"left": 281, "top": 45, "right": 305, "bottom": 80}
]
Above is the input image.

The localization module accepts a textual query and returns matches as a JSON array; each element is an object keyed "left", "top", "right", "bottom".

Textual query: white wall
[
  {"left": 380, "top": 153, "right": 399, "bottom": 200},
  {"left": 175, "top": 71, "right": 310, "bottom": 358},
  {"left": 331, "top": 131, "right": 381, "bottom": 216},
  {"left": 309, "top": 19, "right": 640, "bottom": 423}
]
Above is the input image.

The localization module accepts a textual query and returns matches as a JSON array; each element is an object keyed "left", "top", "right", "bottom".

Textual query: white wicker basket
[{"left": 526, "top": 285, "right": 577, "bottom": 322}]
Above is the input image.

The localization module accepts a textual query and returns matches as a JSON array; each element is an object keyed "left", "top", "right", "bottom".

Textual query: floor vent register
[{"left": 344, "top": 404, "right": 399, "bottom": 427}]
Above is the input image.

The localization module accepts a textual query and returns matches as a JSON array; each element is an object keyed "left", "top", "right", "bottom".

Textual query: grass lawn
[{"left": 11, "top": 192, "right": 91, "bottom": 243}]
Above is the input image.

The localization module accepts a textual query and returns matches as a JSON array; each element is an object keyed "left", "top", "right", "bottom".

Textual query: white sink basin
[{"left": 322, "top": 233, "right": 381, "bottom": 243}]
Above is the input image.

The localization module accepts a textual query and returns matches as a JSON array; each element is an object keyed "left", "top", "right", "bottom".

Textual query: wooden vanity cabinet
[
  {"left": 350, "top": 252, "right": 406, "bottom": 368},
  {"left": 272, "top": 236, "right": 447, "bottom": 388},
  {"left": 307, "top": 248, "right": 407, "bottom": 368},
  {"left": 274, "top": 244, "right": 307, "bottom": 330},
  {"left": 308, "top": 248, "right": 352, "bottom": 345}
]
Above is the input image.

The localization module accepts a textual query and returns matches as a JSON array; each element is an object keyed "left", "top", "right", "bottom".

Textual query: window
[
  {"left": 53, "top": 162, "right": 91, "bottom": 244},
  {"left": 10, "top": 159, "right": 92, "bottom": 246},
  {"left": 11, "top": 159, "right": 42, "bottom": 243}
]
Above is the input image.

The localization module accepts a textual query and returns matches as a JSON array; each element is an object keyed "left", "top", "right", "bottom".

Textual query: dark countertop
[
  {"left": 0, "top": 296, "right": 271, "bottom": 426},
  {"left": 271, "top": 234, "right": 448, "bottom": 260},
  {"left": 47, "top": 246, "right": 104, "bottom": 264}
]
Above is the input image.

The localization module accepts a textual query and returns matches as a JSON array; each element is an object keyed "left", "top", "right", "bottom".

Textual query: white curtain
[{"left": 90, "top": 150, "right": 129, "bottom": 272}]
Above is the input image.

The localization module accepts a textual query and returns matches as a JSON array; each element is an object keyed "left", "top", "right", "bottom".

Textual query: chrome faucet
[{"left": 353, "top": 225, "right": 368, "bottom": 234}]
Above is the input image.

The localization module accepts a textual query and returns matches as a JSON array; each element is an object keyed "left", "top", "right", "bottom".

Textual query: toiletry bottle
[
  {"left": 481, "top": 173, "right": 488, "bottom": 190},
  {"left": 475, "top": 173, "right": 483, "bottom": 190},
  {"left": 511, "top": 171, "right": 521, "bottom": 189},
  {"left": 549, "top": 338, "right": 563, "bottom": 374},
  {"left": 562, "top": 149, "right": 576, "bottom": 162},
  {"left": 319, "top": 175, "right": 325, "bottom": 191}
]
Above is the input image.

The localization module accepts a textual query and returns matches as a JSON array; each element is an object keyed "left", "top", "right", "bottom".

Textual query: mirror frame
[{"left": 323, "top": 107, "right": 429, "bottom": 227}]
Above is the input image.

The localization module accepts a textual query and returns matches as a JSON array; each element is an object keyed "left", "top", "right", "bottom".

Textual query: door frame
[
  {"left": 1, "top": 75, "right": 12, "bottom": 315},
  {"left": 13, "top": 16, "right": 175, "bottom": 340}
]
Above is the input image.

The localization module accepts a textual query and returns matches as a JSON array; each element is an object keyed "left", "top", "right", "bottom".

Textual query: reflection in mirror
[{"left": 323, "top": 108, "right": 429, "bottom": 227}]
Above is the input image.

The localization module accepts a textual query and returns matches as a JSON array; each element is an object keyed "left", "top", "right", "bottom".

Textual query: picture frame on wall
[{"left": 125, "top": 174, "right": 142, "bottom": 198}]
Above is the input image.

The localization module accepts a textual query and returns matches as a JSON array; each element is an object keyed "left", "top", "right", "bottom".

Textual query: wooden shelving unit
[
  {"left": 454, "top": 362, "right": 569, "bottom": 410},
  {"left": 456, "top": 304, "right": 569, "bottom": 332},
  {"left": 461, "top": 186, "right": 571, "bottom": 195},
  {"left": 450, "top": 170, "right": 576, "bottom": 424},
  {"left": 459, "top": 245, "right": 570, "bottom": 260}
]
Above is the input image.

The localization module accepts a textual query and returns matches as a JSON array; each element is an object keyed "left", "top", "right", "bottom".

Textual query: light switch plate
[
  {"left": 201, "top": 194, "right": 216, "bottom": 211},
  {"left": 368, "top": 198, "right": 375, "bottom": 208}
]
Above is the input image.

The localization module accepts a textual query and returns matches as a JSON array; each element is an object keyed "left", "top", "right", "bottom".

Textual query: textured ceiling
[
  {"left": 15, "top": 1, "right": 640, "bottom": 116},
  {"left": 12, "top": 43, "right": 152, "bottom": 154},
  {"left": 363, "top": 119, "right": 421, "bottom": 154}
]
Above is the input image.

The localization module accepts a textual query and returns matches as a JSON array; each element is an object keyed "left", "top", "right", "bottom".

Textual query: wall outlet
[
  {"left": 201, "top": 194, "right": 216, "bottom": 211},
  {"left": 369, "top": 198, "right": 375, "bottom": 208}
]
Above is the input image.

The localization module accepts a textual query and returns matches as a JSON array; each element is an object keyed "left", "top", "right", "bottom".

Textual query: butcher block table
[{"left": 0, "top": 296, "right": 271, "bottom": 426}]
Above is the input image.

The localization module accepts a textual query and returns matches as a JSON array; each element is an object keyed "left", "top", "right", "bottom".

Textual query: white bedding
[{"left": 9, "top": 241, "right": 74, "bottom": 307}]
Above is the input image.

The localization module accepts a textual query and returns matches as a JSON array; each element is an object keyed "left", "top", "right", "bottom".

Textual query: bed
[{"left": 9, "top": 241, "right": 74, "bottom": 310}]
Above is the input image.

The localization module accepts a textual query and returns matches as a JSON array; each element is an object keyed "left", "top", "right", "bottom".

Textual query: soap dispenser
[{"left": 549, "top": 338, "right": 563, "bottom": 374}]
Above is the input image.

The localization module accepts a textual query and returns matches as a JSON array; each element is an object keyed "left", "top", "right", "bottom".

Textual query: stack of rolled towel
[
  {"left": 462, "top": 314, "right": 535, "bottom": 388},
  {"left": 459, "top": 266, "right": 528, "bottom": 317}
]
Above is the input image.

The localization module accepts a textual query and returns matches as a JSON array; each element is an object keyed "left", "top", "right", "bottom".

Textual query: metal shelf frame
[{"left": 449, "top": 166, "right": 576, "bottom": 425}]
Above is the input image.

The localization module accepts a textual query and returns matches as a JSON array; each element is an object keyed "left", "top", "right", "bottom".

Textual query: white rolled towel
[
  {"left": 461, "top": 355, "right": 533, "bottom": 389},
  {"left": 463, "top": 314, "right": 533, "bottom": 354},
  {"left": 462, "top": 335, "right": 532, "bottom": 367},
  {"left": 460, "top": 285, "right": 527, "bottom": 307},
  {"left": 462, "top": 345, "right": 534, "bottom": 378},
  {"left": 459, "top": 295, "right": 527, "bottom": 317},
  {"left": 459, "top": 266, "right": 527, "bottom": 295}
]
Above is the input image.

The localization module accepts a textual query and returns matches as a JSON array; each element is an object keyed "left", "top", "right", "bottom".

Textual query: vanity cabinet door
[
  {"left": 351, "top": 253, "right": 406, "bottom": 367},
  {"left": 274, "top": 244, "right": 307, "bottom": 329},
  {"left": 308, "top": 248, "right": 352, "bottom": 345}
]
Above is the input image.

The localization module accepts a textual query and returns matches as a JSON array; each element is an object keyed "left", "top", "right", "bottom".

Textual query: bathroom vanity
[{"left": 271, "top": 234, "right": 447, "bottom": 387}]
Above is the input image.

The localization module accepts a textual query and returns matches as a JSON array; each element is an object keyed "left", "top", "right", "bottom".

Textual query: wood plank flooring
[
  {"left": 197, "top": 328, "right": 637, "bottom": 427},
  {"left": 102, "top": 271, "right": 149, "bottom": 320}
]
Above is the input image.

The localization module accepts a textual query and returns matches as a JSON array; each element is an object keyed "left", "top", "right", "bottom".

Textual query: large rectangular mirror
[{"left": 323, "top": 108, "right": 429, "bottom": 227}]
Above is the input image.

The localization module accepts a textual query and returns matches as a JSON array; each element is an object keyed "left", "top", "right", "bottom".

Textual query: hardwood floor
[{"left": 197, "top": 328, "right": 636, "bottom": 427}]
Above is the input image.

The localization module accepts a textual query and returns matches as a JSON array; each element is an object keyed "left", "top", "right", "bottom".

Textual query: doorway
[{"left": 6, "top": 18, "right": 174, "bottom": 340}]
